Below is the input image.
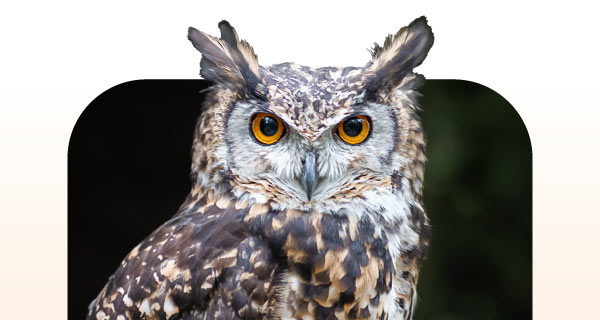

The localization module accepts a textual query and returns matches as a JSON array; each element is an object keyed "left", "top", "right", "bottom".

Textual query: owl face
[
  {"left": 188, "top": 19, "right": 432, "bottom": 209},
  {"left": 224, "top": 76, "right": 399, "bottom": 204}
]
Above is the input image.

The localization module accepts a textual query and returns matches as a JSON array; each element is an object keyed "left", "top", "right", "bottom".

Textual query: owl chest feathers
[{"left": 188, "top": 182, "right": 424, "bottom": 320}]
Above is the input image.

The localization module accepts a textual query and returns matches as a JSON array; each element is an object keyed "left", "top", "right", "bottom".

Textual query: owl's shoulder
[{"left": 87, "top": 198, "right": 277, "bottom": 320}]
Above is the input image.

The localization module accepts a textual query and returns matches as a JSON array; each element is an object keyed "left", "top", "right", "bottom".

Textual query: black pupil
[
  {"left": 343, "top": 117, "right": 363, "bottom": 137},
  {"left": 260, "top": 116, "right": 278, "bottom": 136}
]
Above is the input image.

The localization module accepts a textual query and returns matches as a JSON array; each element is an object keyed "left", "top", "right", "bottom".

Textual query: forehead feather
[{"left": 258, "top": 63, "right": 368, "bottom": 139}]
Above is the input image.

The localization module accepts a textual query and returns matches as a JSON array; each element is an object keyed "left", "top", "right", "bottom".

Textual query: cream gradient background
[{"left": 0, "top": 1, "right": 598, "bottom": 319}]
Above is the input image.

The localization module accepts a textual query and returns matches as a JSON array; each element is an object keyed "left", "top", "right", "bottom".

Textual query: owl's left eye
[
  {"left": 251, "top": 113, "right": 285, "bottom": 145},
  {"left": 337, "top": 115, "right": 371, "bottom": 145}
]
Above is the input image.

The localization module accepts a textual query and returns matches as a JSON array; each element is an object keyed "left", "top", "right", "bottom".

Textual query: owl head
[{"left": 188, "top": 17, "right": 433, "bottom": 212}]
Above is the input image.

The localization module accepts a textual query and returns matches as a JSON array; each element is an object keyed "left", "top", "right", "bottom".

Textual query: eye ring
[
  {"left": 251, "top": 113, "right": 285, "bottom": 145},
  {"left": 337, "top": 115, "right": 371, "bottom": 145}
]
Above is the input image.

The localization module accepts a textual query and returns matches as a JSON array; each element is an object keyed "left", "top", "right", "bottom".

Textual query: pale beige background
[{"left": 0, "top": 1, "right": 598, "bottom": 319}]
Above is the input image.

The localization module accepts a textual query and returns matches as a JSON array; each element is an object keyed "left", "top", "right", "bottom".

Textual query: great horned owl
[{"left": 88, "top": 16, "right": 433, "bottom": 320}]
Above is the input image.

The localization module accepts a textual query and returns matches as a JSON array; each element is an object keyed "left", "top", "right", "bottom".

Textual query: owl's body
[{"left": 88, "top": 17, "right": 433, "bottom": 320}]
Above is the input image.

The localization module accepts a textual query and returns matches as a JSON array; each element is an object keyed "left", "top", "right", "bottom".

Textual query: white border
[{"left": 1, "top": 1, "right": 599, "bottom": 318}]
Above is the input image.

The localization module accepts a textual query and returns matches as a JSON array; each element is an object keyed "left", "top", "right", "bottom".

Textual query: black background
[{"left": 69, "top": 80, "right": 531, "bottom": 319}]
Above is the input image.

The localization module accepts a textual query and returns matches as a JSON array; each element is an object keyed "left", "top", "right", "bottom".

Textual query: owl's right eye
[{"left": 251, "top": 113, "right": 285, "bottom": 145}]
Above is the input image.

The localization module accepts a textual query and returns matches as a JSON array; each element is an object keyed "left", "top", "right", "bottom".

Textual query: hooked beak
[{"left": 300, "top": 151, "right": 318, "bottom": 201}]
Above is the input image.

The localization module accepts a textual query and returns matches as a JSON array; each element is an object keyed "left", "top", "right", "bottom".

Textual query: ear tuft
[
  {"left": 364, "top": 16, "right": 434, "bottom": 97},
  {"left": 188, "top": 21, "right": 264, "bottom": 98},
  {"left": 217, "top": 21, "right": 261, "bottom": 89}
]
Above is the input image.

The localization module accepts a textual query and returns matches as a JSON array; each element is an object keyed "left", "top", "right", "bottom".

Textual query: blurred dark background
[{"left": 68, "top": 80, "right": 531, "bottom": 319}]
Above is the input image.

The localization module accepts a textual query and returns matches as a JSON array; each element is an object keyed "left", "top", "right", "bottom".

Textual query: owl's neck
[{"left": 185, "top": 170, "right": 426, "bottom": 260}]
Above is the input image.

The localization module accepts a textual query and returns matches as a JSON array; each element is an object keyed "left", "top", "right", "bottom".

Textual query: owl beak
[{"left": 301, "top": 151, "right": 318, "bottom": 201}]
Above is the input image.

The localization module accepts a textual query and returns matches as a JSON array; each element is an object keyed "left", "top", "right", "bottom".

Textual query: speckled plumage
[{"left": 88, "top": 17, "right": 434, "bottom": 320}]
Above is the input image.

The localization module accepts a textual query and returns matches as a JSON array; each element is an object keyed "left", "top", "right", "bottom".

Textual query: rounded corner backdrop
[{"left": 68, "top": 79, "right": 532, "bottom": 320}]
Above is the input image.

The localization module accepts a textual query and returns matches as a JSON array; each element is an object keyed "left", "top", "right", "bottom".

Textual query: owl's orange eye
[
  {"left": 252, "top": 113, "right": 285, "bottom": 145},
  {"left": 337, "top": 115, "right": 370, "bottom": 145}
]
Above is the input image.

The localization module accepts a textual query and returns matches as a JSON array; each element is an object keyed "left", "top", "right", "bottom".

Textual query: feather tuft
[
  {"left": 364, "top": 16, "right": 434, "bottom": 98},
  {"left": 188, "top": 21, "right": 264, "bottom": 99}
]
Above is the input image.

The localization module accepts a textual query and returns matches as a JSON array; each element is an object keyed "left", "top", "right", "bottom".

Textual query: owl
[{"left": 87, "top": 16, "right": 433, "bottom": 320}]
